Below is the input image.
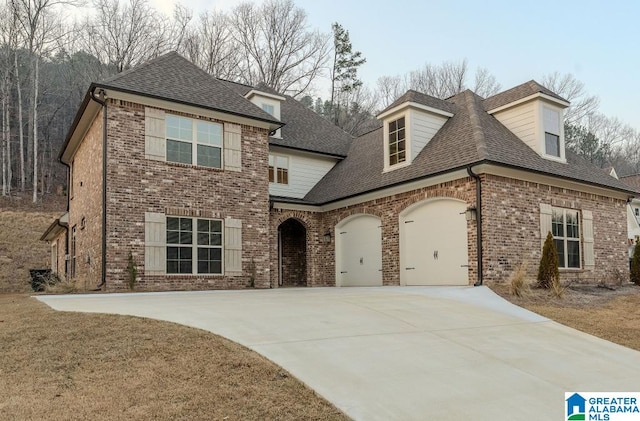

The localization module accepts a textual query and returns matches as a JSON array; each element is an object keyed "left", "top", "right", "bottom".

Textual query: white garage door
[
  {"left": 335, "top": 214, "right": 383, "bottom": 287},
  {"left": 400, "top": 199, "right": 468, "bottom": 285}
]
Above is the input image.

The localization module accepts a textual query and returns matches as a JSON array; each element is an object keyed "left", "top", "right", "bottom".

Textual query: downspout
[
  {"left": 89, "top": 89, "right": 107, "bottom": 290},
  {"left": 59, "top": 160, "right": 71, "bottom": 277},
  {"left": 467, "top": 166, "right": 483, "bottom": 286}
]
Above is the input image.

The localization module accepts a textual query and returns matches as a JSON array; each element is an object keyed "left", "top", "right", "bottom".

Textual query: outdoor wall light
[
  {"left": 323, "top": 231, "right": 332, "bottom": 243},
  {"left": 465, "top": 206, "right": 477, "bottom": 222}
]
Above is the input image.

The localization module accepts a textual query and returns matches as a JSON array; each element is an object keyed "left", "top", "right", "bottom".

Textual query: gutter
[
  {"left": 89, "top": 88, "right": 107, "bottom": 291},
  {"left": 467, "top": 166, "right": 483, "bottom": 286}
]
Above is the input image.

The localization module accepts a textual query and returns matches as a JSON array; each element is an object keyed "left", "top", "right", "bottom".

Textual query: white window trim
[
  {"left": 541, "top": 105, "right": 566, "bottom": 162},
  {"left": 269, "top": 154, "right": 289, "bottom": 185},
  {"left": 552, "top": 207, "right": 581, "bottom": 269},
  {"left": 166, "top": 216, "right": 224, "bottom": 276},
  {"left": 166, "top": 115, "right": 224, "bottom": 169},
  {"left": 383, "top": 113, "right": 411, "bottom": 172}
]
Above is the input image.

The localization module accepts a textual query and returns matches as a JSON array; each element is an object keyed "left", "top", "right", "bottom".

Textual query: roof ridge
[{"left": 464, "top": 91, "right": 488, "bottom": 160}]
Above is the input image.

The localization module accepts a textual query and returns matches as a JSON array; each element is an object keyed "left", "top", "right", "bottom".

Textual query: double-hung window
[
  {"left": 388, "top": 117, "right": 406, "bottom": 166},
  {"left": 166, "top": 217, "right": 223, "bottom": 274},
  {"left": 552, "top": 208, "right": 580, "bottom": 268},
  {"left": 166, "top": 115, "right": 223, "bottom": 168},
  {"left": 268, "top": 155, "right": 289, "bottom": 184},
  {"left": 543, "top": 107, "right": 561, "bottom": 158}
]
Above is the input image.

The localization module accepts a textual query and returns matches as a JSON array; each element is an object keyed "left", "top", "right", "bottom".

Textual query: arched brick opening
[{"left": 278, "top": 218, "right": 307, "bottom": 287}]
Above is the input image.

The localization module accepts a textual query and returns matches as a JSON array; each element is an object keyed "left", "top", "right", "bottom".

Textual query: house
[
  {"left": 42, "top": 52, "right": 634, "bottom": 291},
  {"left": 619, "top": 173, "right": 640, "bottom": 258}
]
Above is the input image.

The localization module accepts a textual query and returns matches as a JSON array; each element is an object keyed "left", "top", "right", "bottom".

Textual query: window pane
[
  {"left": 397, "top": 117, "right": 405, "bottom": 129},
  {"left": 211, "top": 248, "right": 222, "bottom": 260},
  {"left": 389, "top": 121, "right": 396, "bottom": 132},
  {"left": 198, "top": 219, "right": 209, "bottom": 232},
  {"left": 545, "top": 133, "right": 560, "bottom": 157},
  {"left": 211, "top": 261, "right": 222, "bottom": 274},
  {"left": 180, "top": 218, "right": 192, "bottom": 231},
  {"left": 398, "top": 151, "right": 406, "bottom": 162},
  {"left": 167, "top": 231, "right": 180, "bottom": 244},
  {"left": 210, "top": 234, "right": 222, "bottom": 246},
  {"left": 197, "top": 145, "right": 221, "bottom": 168},
  {"left": 167, "top": 217, "right": 179, "bottom": 230},
  {"left": 167, "top": 139, "right": 192, "bottom": 164},
  {"left": 210, "top": 220, "right": 222, "bottom": 232},
  {"left": 552, "top": 210, "right": 564, "bottom": 237},
  {"left": 197, "top": 232, "right": 209, "bottom": 245},
  {"left": 262, "top": 103, "right": 275, "bottom": 116},
  {"left": 179, "top": 261, "right": 192, "bottom": 274},
  {"left": 167, "top": 261, "right": 178, "bottom": 274},
  {"left": 196, "top": 121, "right": 222, "bottom": 147},
  {"left": 567, "top": 240, "right": 580, "bottom": 268},
  {"left": 167, "top": 247, "right": 178, "bottom": 259},
  {"left": 268, "top": 166, "right": 274, "bottom": 182},
  {"left": 179, "top": 247, "right": 192, "bottom": 259},
  {"left": 389, "top": 154, "right": 398, "bottom": 166},
  {"left": 398, "top": 128, "right": 405, "bottom": 142},
  {"left": 180, "top": 231, "right": 192, "bottom": 244},
  {"left": 166, "top": 115, "right": 192, "bottom": 141},
  {"left": 554, "top": 239, "right": 565, "bottom": 268}
]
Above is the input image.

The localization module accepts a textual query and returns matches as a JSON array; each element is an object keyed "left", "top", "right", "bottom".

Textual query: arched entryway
[{"left": 278, "top": 218, "right": 307, "bottom": 287}]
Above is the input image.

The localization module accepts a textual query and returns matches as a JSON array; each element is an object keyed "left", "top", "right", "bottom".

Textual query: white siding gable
[
  {"left": 269, "top": 148, "right": 338, "bottom": 199},
  {"left": 247, "top": 92, "right": 283, "bottom": 138},
  {"left": 492, "top": 99, "right": 567, "bottom": 163},
  {"left": 409, "top": 108, "right": 448, "bottom": 161},
  {"left": 493, "top": 101, "right": 537, "bottom": 151}
]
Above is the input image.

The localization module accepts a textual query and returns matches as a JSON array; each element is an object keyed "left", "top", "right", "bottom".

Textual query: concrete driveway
[{"left": 37, "top": 286, "right": 640, "bottom": 420}]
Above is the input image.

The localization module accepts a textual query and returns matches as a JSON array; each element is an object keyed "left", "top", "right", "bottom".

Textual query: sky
[{"left": 148, "top": 0, "right": 640, "bottom": 130}]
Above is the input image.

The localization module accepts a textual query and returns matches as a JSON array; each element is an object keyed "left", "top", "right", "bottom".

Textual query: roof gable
[
  {"left": 96, "top": 52, "right": 279, "bottom": 124},
  {"left": 483, "top": 80, "right": 569, "bottom": 111}
]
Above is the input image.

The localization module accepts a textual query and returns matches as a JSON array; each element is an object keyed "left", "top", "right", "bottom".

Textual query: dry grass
[
  {"left": 0, "top": 294, "right": 349, "bottom": 421},
  {"left": 491, "top": 282, "right": 640, "bottom": 351},
  {"left": 508, "top": 261, "right": 530, "bottom": 298},
  {"left": 0, "top": 210, "right": 61, "bottom": 293}
]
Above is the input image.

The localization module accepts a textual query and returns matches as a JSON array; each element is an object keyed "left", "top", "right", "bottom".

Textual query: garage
[
  {"left": 335, "top": 214, "right": 383, "bottom": 287},
  {"left": 399, "top": 198, "right": 469, "bottom": 285}
]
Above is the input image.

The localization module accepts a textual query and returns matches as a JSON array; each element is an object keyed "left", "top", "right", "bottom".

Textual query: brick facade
[
  {"left": 269, "top": 174, "right": 628, "bottom": 287},
  {"left": 67, "top": 110, "right": 104, "bottom": 291},
  {"left": 101, "top": 99, "right": 271, "bottom": 291},
  {"left": 481, "top": 174, "right": 629, "bottom": 283}
]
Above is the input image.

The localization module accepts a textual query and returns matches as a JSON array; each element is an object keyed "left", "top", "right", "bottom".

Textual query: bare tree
[
  {"left": 541, "top": 72, "right": 600, "bottom": 125},
  {"left": 378, "top": 60, "right": 502, "bottom": 107},
  {"left": 375, "top": 75, "right": 407, "bottom": 108},
  {"left": 179, "top": 10, "right": 243, "bottom": 80},
  {"left": 81, "top": 0, "right": 169, "bottom": 73},
  {"left": 473, "top": 67, "right": 501, "bottom": 98},
  {"left": 230, "top": 0, "right": 329, "bottom": 97}
]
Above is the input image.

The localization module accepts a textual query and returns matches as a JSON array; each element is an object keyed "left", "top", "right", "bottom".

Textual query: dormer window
[
  {"left": 543, "top": 107, "right": 561, "bottom": 158},
  {"left": 262, "top": 103, "right": 275, "bottom": 117},
  {"left": 388, "top": 117, "right": 406, "bottom": 166}
]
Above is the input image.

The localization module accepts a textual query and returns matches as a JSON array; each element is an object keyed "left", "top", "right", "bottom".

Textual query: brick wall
[
  {"left": 481, "top": 174, "right": 629, "bottom": 283},
  {"left": 103, "top": 100, "right": 271, "bottom": 291},
  {"left": 270, "top": 177, "right": 478, "bottom": 287},
  {"left": 67, "top": 110, "right": 104, "bottom": 291}
]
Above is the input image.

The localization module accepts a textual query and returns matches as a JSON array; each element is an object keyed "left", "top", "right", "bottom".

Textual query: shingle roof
[
  {"left": 620, "top": 174, "right": 640, "bottom": 194},
  {"left": 483, "top": 80, "right": 568, "bottom": 111},
  {"left": 96, "top": 52, "right": 279, "bottom": 124},
  {"left": 222, "top": 80, "right": 352, "bottom": 157},
  {"left": 304, "top": 89, "right": 634, "bottom": 204},
  {"left": 378, "top": 89, "right": 455, "bottom": 116}
]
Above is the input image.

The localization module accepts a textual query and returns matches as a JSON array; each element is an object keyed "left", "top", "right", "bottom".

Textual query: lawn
[
  {"left": 0, "top": 294, "right": 348, "bottom": 421},
  {"left": 490, "top": 282, "right": 640, "bottom": 352}
]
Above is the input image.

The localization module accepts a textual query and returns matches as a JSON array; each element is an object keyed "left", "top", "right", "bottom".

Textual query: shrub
[
  {"left": 631, "top": 238, "right": 640, "bottom": 286},
  {"left": 127, "top": 252, "right": 138, "bottom": 290},
  {"left": 537, "top": 231, "right": 559, "bottom": 289},
  {"left": 509, "top": 260, "right": 529, "bottom": 298}
]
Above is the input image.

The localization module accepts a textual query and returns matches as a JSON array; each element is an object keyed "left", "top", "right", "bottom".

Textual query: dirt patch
[
  {"left": 489, "top": 281, "right": 640, "bottom": 351},
  {"left": 0, "top": 294, "right": 349, "bottom": 421}
]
